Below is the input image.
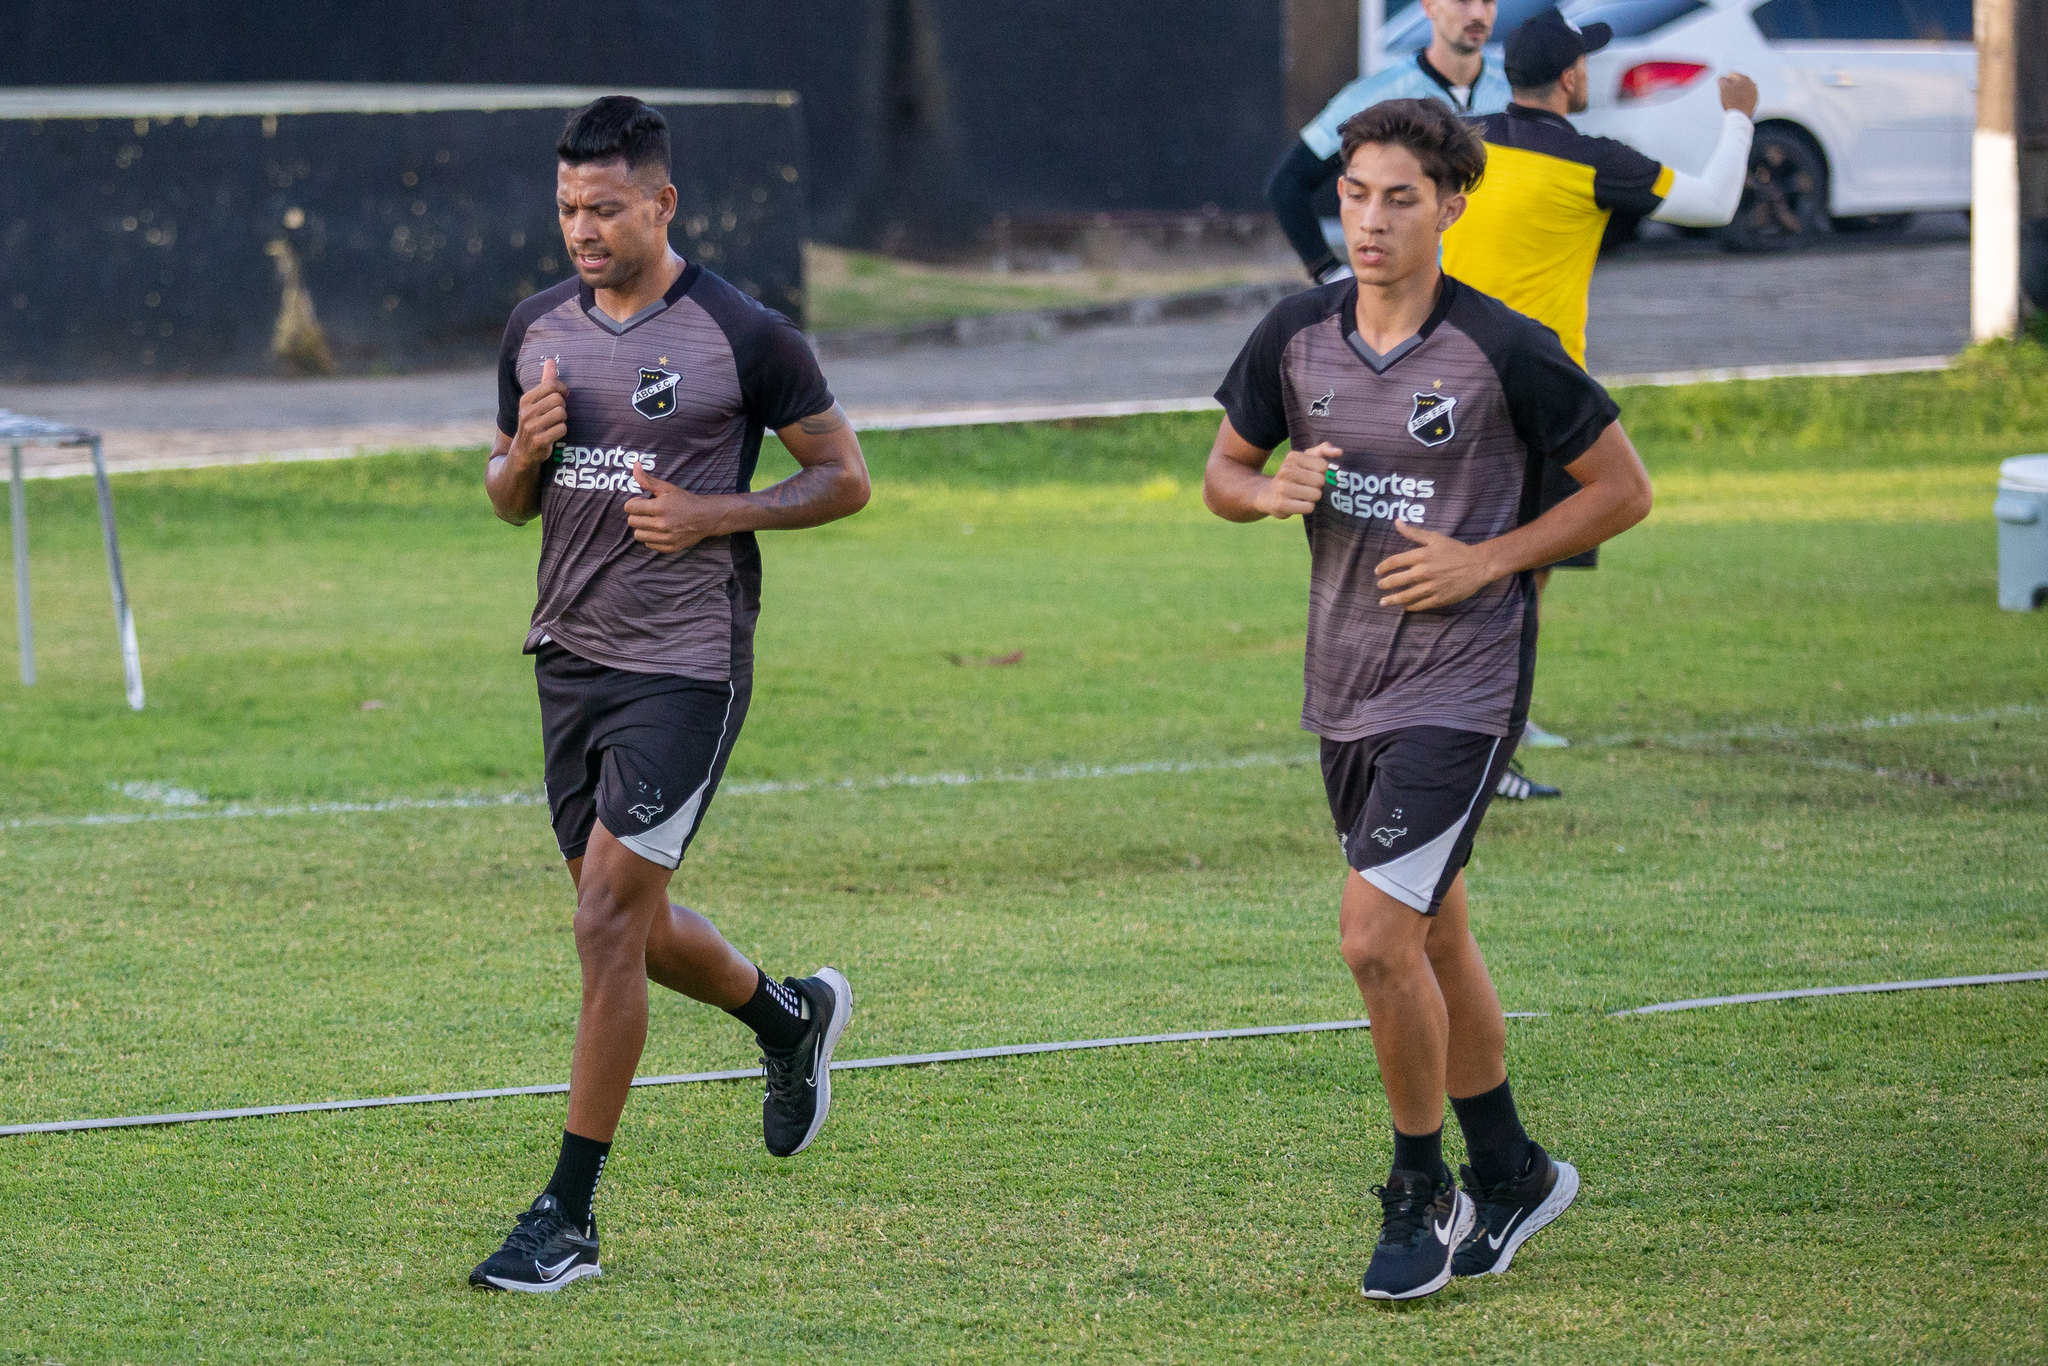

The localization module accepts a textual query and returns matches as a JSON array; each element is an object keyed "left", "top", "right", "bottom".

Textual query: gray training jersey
[
  {"left": 497, "top": 263, "right": 833, "bottom": 681},
  {"left": 1216, "top": 277, "right": 1618, "bottom": 741}
]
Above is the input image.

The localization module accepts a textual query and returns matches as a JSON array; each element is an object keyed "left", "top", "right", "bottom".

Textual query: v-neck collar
[
  {"left": 1416, "top": 50, "right": 1487, "bottom": 111},
  {"left": 580, "top": 260, "right": 700, "bottom": 336},
  {"left": 1339, "top": 277, "right": 1458, "bottom": 375}
]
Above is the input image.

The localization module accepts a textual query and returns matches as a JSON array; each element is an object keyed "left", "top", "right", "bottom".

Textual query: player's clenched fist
[
  {"left": 512, "top": 356, "right": 570, "bottom": 465},
  {"left": 1256, "top": 442, "right": 1338, "bottom": 520},
  {"left": 624, "top": 460, "right": 726, "bottom": 555},
  {"left": 1718, "top": 73, "right": 1758, "bottom": 118}
]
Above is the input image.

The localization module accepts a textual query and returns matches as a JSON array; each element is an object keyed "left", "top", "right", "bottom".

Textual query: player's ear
[
  {"left": 653, "top": 181, "right": 678, "bottom": 225},
  {"left": 1437, "top": 190, "right": 1467, "bottom": 233}
]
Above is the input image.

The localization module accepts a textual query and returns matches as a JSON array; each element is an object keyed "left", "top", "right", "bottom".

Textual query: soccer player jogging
[
  {"left": 1267, "top": 0, "right": 1511, "bottom": 285},
  {"left": 471, "top": 97, "right": 870, "bottom": 1292},
  {"left": 1441, "top": 6, "right": 1756, "bottom": 789},
  {"left": 1204, "top": 100, "right": 1651, "bottom": 1300}
]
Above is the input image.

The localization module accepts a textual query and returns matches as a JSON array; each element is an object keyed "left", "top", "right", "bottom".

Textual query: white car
[{"left": 1560, "top": 0, "right": 1976, "bottom": 249}]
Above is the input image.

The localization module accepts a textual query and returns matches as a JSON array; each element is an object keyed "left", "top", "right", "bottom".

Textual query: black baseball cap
[{"left": 1504, "top": 7, "right": 1613, "bottom": 87}]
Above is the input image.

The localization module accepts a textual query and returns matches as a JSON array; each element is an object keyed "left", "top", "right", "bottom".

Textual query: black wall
[
  {"left": 0, "top": 99, "right": 806, "bottom": 380},
  {"left": 0, "top": 1, "right": 1290, "bottom": 251}
]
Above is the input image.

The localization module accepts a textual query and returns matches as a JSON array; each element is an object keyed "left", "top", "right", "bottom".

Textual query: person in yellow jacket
[{"left": 1443, "top": 6, "right": 1755, "bottom": 788}]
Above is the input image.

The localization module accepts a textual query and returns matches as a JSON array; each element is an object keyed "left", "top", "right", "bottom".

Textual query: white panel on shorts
[
  {"left": 616, "top": 683, "right": 735, "bottom": 871},
  {"left": 1359, "top": 737, "right": 1501, "bottom": 912}
]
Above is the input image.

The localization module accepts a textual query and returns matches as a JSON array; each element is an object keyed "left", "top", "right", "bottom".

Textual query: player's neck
[
  {"left": 593, "top": 248, "right": 688, "bottom": 323},
  {"left": 1425, "top": 39, "right": 1483, "bottom": 89},
  {"left": 1352, "top": 263, "right": 1444, "bottom": 355}
]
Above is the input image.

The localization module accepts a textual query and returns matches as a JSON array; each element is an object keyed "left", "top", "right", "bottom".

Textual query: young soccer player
[
  {"left": 471, "top": 96, "right": 870, "bottom": 1291},
  {"left": 1204, "top": 98, "right": 1652, "bottom": 1300}
]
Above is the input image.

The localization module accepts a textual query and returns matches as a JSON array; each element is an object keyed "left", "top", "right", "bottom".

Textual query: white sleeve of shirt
[
  {"left": 1649, "top": 111, "right": 1755, "bottom": 227},
  {"left": 1300, "top": 67, "right": 1411, "bottom": 160}
]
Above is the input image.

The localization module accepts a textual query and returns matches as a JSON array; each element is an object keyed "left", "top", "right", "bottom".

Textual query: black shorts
[
  {"left": 1321, "top": 725, "right": 1521, "bottom": 914},
  {"left": 1537, "top": 462, "right": 1598, "bottom": 570},
  {"left": 535, "top": 642, "right": 751, "bottom": 870}
]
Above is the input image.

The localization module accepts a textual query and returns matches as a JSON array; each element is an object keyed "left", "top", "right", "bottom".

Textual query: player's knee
[
  {"left": 1339, "top": 925, "right": 1410, "bottom": 987},
  {"left": 572, "top": 881, "right": 640, "bottom": 966}
]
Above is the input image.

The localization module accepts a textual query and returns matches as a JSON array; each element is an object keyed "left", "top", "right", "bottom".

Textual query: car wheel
[
  {"left": 1720, "top": 126, "right": 1828, "bottom": 253},
  {"left": 1830, "top": 213, "right": 1912, "bottom": 233}
]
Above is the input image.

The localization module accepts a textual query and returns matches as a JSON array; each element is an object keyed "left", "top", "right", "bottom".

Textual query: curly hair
[{"left": 1337, "top": 98, "right": 1487, "bottom": 197}]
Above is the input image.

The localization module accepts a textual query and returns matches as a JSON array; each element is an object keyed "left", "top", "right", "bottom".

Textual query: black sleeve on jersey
[
  {"left": 496, "top": 310, "right": 530, "bottom": 439},
  {"left": 736, "top": 309, "right": 835, "bottom": 430},
  {"left": 692, "top": 273, "right": 836, "bottom": 430},
  {"left": 1215, "top": 304, "right": 1297, "bottom": 452},
  {"left": 1589, "top": 137, "right": 1670, "bottom": 218},
  {"left": 1502, "top": 321, "right": 1620, "bottom": 466},
  {"left": 1457, "top": 284, "right": 1619, "bottom": 465},
  {"left": 1266, "top": 139, "right": 1344, "bottom": 280}
]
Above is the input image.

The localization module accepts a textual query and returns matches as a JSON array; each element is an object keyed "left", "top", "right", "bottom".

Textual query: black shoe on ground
[
  {"left": 468, "top": 1193, "right": 601, "bottom": 1293},
  {"left": 761, "top": 966, "right": 853, "bottom": 1158},
  {"left": 1360, "top": 1166, "right": 1475, "bottom": 1301},
  {"left": 1495, "top": 760, "right": 1561, "bottom": 801},
  {"left": 1452, "top": 1143, "right": 1580, "bottom": 1278}
]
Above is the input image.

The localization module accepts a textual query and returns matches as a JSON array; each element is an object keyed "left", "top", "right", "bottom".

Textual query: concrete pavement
[{"left": 0, "top": 238, "right": 1970, "bottom": 478}]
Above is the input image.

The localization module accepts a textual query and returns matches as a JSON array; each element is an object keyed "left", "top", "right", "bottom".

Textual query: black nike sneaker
[
  {"left": 468, "top": 1193, "right": 601, "bottom": 1293},
  {"left": 1360, "top": 1166, "right": 1475, "bottom": 1301},
  {"left": 761, "top": 966, "right": 852, "bottom": 1158},
  {"left": 1494, "top": 760, "right": 1561, "bottom": 801},
  {"left": 1452, "top": 1143, "right": 1580, "bottom": 1278}
]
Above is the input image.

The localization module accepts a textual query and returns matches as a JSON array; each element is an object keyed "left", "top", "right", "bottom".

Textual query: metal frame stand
[{"left": 1, "top": 413, "right": 144, "bottom": 711}]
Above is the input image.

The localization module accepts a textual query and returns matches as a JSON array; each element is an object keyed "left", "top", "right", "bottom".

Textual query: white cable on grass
[
  {"left": 0, "top": 1015, "right": 1549, "bottom": 1139},
  {"left": 1610, "top": 970, "right": 2048, "bottom": 1017},
  {"left": 8, "top": 968, "right": 2043, "bottom": 1138}
]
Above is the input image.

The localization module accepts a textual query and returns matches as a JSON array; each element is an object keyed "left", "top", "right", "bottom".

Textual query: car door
[{"left": 1788, "top": 0, "right": 1966, "bottom": 211}]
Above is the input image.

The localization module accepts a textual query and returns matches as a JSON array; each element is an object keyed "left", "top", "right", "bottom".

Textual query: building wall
[{"left": 1, "top": 0, "right": 1296, "bottom": 252}]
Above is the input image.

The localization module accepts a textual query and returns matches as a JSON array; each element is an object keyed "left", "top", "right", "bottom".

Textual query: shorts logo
[
  {"left": 1370, "top": 826, "right": 1407, "bottom": 848},
  {"left": 1407, "top": 392, "right": 1457, "bottom": 447},
  {"left": 1309, "top": 389, "right": 1335, "bottom": 417},
  {"left": 628, "top": 802, "right": 665, "bottom": 823},
  {"left": 632, "top": 367, "right": 681, "bottom": 419}
]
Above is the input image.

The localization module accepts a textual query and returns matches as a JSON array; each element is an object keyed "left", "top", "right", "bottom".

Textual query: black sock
[
  {"left": 1450, "top": 1077, "right": 1533, "bottom": 1188},
  {"left": 725, "top": 967, "right": 809, "bottom": 1050},
  {"left": 1391, "top": 1125, "right": 1445, "bottom": 1181},
  {"left": 544, "top": 1129, "right": 611, "bottom": 1235}
]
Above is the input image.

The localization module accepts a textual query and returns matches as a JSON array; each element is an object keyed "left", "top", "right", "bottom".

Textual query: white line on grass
[
  {"left": 9, "top": 702, "right": 2035, "bottom": 833},
  {"left": 0, "top": 1015, "right": 1541, "bottom": 1138},
  {"left": 12, "top": 696, "right": 2031, "bottom": 835}
]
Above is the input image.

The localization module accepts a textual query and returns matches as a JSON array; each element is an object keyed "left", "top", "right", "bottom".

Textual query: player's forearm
[
  {"left": 1203, "top": 451, "right": 1276, "bottom": 522},
  {"left": 1476, "top": 471, "right": 1653, "bottom": 579},
  {"left": 1266, "top": 140, "right": 1345, "bottom": 279},
  {"left": 716, "top": 456, "right": 871, "bottom": 534},
  {"left": 486, "top": 444, "right": 549, "bottom": 525},
  {"left": 1649, "top": 111, "right": 1754, "bottom": 227}
]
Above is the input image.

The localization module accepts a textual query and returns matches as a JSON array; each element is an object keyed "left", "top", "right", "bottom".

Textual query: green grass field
[{"left": 2, "top": 346, "right": 2045, "bottom": 1363}]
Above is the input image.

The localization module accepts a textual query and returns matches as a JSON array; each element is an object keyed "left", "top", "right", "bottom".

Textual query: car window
[
  {"left": 1902, "top": 0, "right": 1972, "bottom": 40},
  {"left": 1568, "top": 0, "right": 1710, "bottom": 39},
  {"left": 1750, "top": 0, "right": 1815, "bottom": 40},
  {"left": 1804, "top": 0, "right": 1918, "bottom": 41}
]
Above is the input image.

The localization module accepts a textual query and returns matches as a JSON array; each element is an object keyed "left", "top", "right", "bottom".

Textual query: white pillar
[
  {"left": 1973, "top": 0, "right": 2020, "bottom": 341},
  {"left": 1359, "top": 0, "right": 1386, "bottom": 77}
]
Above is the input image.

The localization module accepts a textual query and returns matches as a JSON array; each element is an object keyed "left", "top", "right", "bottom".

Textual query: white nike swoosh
[
  {"left": 1486, "top": 1208, "right": 1525, "bottom": 1251},
  {"left": 1433, "top": 1215, "right": 1455, "bottom": 1245},
  {"left": 537, "top": 1253, "right": 580, "bottom": 1279}
]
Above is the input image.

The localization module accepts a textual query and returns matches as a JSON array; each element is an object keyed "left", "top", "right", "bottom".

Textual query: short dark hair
[
  {"left": 557, "top": 95, "right": 671, "bottom": 184},
  {"left": 1337, "top": 99, "right": 1487, "bottom": 197}
]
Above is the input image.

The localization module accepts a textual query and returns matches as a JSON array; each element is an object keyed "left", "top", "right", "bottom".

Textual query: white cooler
[{"left": 1995, "top": 455, "right": 2048, "bottom": 611}]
